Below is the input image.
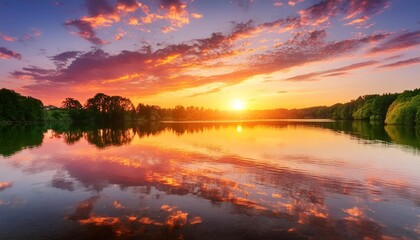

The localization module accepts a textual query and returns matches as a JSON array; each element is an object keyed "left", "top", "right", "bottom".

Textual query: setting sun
[{"left": 232, "top": 99, "right": 245, "bottom": 111}]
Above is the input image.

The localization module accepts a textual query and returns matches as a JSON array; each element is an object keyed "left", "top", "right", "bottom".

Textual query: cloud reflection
[{"left": 2, "top": 122, "right": 420, "bottom": 239}]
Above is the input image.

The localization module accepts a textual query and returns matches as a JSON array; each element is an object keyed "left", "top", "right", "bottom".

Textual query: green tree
[
  {"left": 0, "top": 88, "right": 43, "bottom": 123},
  {"left": 385, "top": 89, "right": 420, "bottom": 125}
]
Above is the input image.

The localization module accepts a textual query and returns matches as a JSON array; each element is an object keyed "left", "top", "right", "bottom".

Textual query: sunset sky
[{"left": 0, "top": 0, "right": 419, "bottom": 110}]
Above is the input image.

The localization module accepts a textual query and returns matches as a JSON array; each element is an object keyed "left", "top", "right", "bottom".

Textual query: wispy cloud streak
[
  {"left": 285, "top": 61, "right": 378, "bottom": 81},
  {"left": 377, "top": 57, "right": 420, "bottom": 69}
]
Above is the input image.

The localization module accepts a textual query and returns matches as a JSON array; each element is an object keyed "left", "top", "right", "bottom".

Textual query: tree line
[
  {"left": 1, "top": 88, "right": 420, "bottom": 125},
  {"left": 0, "top": 88, "right": 43, "bottom": 123}
]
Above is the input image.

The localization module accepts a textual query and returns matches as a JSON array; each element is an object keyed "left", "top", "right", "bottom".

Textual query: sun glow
[{"left": 232, "top": 99, "right": 245, "bottom": 111}]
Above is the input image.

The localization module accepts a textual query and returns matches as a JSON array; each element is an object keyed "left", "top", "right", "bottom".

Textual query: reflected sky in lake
[{"left": 0, "top": 121, "right": 419, "bottom": 240}]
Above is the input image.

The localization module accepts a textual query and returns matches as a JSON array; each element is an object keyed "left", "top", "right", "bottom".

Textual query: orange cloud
[
  {"left": 191, "top": 12, "right": 203, "bottom": 19},
  {"left": 81, "top": 15, "right": 119, "bottom": 28},
  {"left": 345, "top": 16, "right": 369, "bottom": 25},
  {"left": 272, "top": 193, "right": 282, "bottom": 199},
  {"left": 161, "top": 204, "right": 177, "bottom": 212},
  {"left": 0, "top": 182, "right": 12, "bottom": 191},
  {"left": 117, "top": 0, "right": 140, "bottom": 12},
  {"left": 164, "top": 4, "right": 190, "bottom": 28},
  {"left": 128, "top": 17, "right": 139, "bottom": 25},
  {"left": 79, "top": 216, "right": 120, "bottom": 226},
  {"left": 344, "top": 207, "right": 365, "bottom": 218},
  {"left": 165, "top": 210, "right": 188, "bottom": 230},
  {"left": 114, "top": 29, "right": 127, "bottom": 40},
  {"left": 138, "top": 217, "right": 163, "bottom": 226},
  {"left": 288, "top": 0, "right": 303, "bottom": 7},
  {"left": 189, "top": 216, "right": 202, "bottom": 225}
]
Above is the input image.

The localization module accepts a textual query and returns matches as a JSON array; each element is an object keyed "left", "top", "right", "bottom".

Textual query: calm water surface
[{"left": 0, "top": 121, "right": 419, "bottom": 240}]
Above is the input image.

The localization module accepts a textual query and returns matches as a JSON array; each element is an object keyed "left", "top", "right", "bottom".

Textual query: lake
[{"left": 0, "top": 120, "right": 419, "bottom": 240}]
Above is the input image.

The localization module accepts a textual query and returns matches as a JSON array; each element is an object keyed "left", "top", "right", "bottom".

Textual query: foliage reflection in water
[{"left": 0, "top": 121, "right": 419, "bottom": 240}]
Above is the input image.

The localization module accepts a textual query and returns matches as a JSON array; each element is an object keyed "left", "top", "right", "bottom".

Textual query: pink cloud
[
  {"left": 273, "top": 2, "right": 283, "bottom": 7},
  {"left": 344, "top": 0, "right": 390, "bottom": 19},
  {"left": 0, "top": 47, "right": 22, "bottom": 60},
  {"left": 0, "top": 32, "right": 15, "bottom": 42},
  {"left": 17, "top": 28, "right": 43, "bottom": 42}
]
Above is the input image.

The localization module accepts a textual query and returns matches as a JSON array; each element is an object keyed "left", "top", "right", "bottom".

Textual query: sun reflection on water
[{"left": 236, "top": 125, "right": 243, "bottom": 133}]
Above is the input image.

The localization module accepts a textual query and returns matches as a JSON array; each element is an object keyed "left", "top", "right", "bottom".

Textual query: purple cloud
[
  {"left": 117, "top": 0, "right": 138, "bottom": 10},
  {"left": 50, "top": 51, "right": 83, "bottom": 69},
  {"left": 0, "top": 47, "right": 22, "bottom": 60},
  {"left": 64, "top": 19, "right": 108, "bottom": 45},
  {"left": 377, "top": 57, "right": 420, "bottom": 69},
  {"left": 369, "top": 31, "right": 420, "bottom": 54},
  {"left": 285, "top": 61, "right": 378, "bottom": 81},
  {"left": 50, "top": 51, "right": 82, "bottom": 62},
  {"left": 85, "top": 0, "right": 115, "bottom": 17},
  {"left": 160, "top": 0, "right": 183, "bottom": 9},
  {"left": 299, "top": 0, "right": 389, "bottom": 26}
]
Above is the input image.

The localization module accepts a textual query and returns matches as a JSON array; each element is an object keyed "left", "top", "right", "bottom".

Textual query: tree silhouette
[
  {"left": 62, "top": 98, "right": 83, "bottom": 110},
  {"left": 85, "top": 93, "right": 111, "bottom": 114}
]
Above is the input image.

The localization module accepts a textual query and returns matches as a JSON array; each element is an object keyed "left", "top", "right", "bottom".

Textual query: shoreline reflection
[{"left": 0, "top": 121, "right": 419, "bottom": 239}]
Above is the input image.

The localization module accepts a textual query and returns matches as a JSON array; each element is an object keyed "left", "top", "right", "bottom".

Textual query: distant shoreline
[
  {"left": 160, "top": 119, "right": 337, "bottom": 123},
  {"left": 2, "top": 88, "right": 420, "bottom": 125}
]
